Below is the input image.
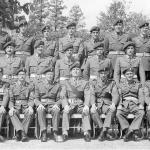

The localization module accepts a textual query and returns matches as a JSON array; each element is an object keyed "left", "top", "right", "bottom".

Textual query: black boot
[
  {"left": 133, "top": 130, "right": 141, "bottom": 141},
  {"left": 98, "top": 131, "right": 107, "bottom": 141},
  {"left": 0, "top": 134, "right": 5, "bottom": 142},
  {"left": 84, "top": 132, "right": 91, "bottom": 142},
  {"left": 21, "top": 131, "right": 28, "bottom": 142},
  {"left": 16, "top": 130, "right": 22, "bottom": 141},
  {"left": 54, "top": 131, "right": 58, "bottom": 142},
  {"left": 62, "top": 133, "right": 68, "bottom": 142},
  {"left": 41, "top": 130, "right": 47, "bottom": 142},
  {"left": 123, "top": 130, "right": 133, "bottom": 142}
]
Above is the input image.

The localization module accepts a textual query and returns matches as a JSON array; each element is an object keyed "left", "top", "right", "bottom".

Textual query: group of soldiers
[{"left": 0, "top": 16, "right": 150, "bottom": 143}]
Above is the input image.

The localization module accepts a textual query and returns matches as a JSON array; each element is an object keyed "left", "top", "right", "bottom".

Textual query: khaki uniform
[
  {"left": 60, "top": 79, "right": 92, "bottom": 133},
  {"left": 90, "top": 79, "right": 119, "bottom": 129},
  {"left": 0, "top": 81, "right": 9, "bottom": 132},
  {"left": 9, "top": 81, "right": 34, "bottom": 134},
  {"left": 54, "top": 57, "right": 76, "bottom": 83},
  {"left": 34, "top": 80, "right": 61, "bottom": 133},
  {"left": 132, "top": 35, "right": 150, "bottom": 79},
  {"left": 83, "top": 56, "right": 113, "bottom": 80},
  {"left": 114, "top": 55, "right": 145, "bottom": 85},
  {"left": 106, "top": 31, "right": 129, "bottom": 68},
  {"left": 116, "top": 80, "right": 144, "bottom": 131}
]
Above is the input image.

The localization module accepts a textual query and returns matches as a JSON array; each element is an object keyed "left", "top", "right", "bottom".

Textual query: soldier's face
[
  {"left": 18, "top": 72, "right": 26, "bottom": 81},
  {"left": 71, "top": 68, "right": 81, "bottom": 77},
  {"left": 91, "top": 31, "right": 99, "bottom": 40},
  {"left": 126, "top": 46, "right": 135, "bottom": 56},
  {"left": 96, "top": 47, "right": 104, "bottom": 55},
  {"left": 43, "top": 30, "right": 49, "bottom": 38},
  {"left": 99, "top": 71, "right": 109, "bottom": 81},
  {"left": 141, "top": 26, "right": 149, "bottom": 35},
  {"left": 35, "top": 45, "right": 44, "bottom": 55},
  {"left": 45, "top": 72, "right": 54, "bottom": 81},
  {"left": 114, "top": 23, "right": 123, "bottom": 33},
  {"left": 20, "top": 24, "right": 27, "bottom": 33},
  {"left": 5, "top": 46, "right": 15, "bottom": 55},
  {"left": 68, "top": 26, "right": 76, "bottom": 36},
  {"left": 124, "top": 71, "right": 134, "bottom": 81},
  {"left": 65, "top": 49, "right": 73, "bottom": 57}
]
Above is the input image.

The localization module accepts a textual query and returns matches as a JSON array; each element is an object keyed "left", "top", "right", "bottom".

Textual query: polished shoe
[
  {"left": 0, "top": 135, "right": 5, "bottom": 142},
  {"left": 106, "top": 133, "right": 115, "bottom": 141},
  {"left": 84, "top": 133, "right": 91, "bottom": 142},
  {"left": 62, "top": 134, "right": 68, "bottom": 142},
  {"left": 16, "top": 130, "right": 22, "bottom": 141},
  {"left": 41, "top": 130, "right": 47, "bottom": 142},
  {"left": 21, "top": 131, "right": 28, "bottom": 142},
  {"left": 123, "top": 130, "right": 132, "bottom": 142},
  {"left": 98, "top": 131, "right": 106, "bottom": 141},
  {"left": 133, "top": 131, "right": 141, "bottom": 141}
]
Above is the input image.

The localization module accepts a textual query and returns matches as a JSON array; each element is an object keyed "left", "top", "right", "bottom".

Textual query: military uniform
[
  {"left": 116, "top": 79, "right": 144, "bottom": 132},
  {"left": 60, "top": 78, "right": 92, "bottom": 135},
  {"left": 8, "top": 81, "right": 34, "bottom": 135},
  {"left": 34, "top": 79, "right": 61, "bottom": 134}
]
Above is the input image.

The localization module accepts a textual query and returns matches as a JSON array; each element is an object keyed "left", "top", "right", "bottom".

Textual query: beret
[
  {"left": 122, "top": 67, "right": 134, "bottom": 75},
  {"left": 93, "top": 42, "right": 104, "bottom": 49},
  {"left": 66, "top": 22, "right": 76, "bottom": 29},
  {"left": 41, "top": 25, "right": 50, "bottom": 32},
  {"left": 34, "top": 40, "right": 44, "bottom": 49},
  {"left": 40, "top": 67, "right": 54, "bottom": 74},
  {"left": 98, "top": 67, "right": 110, "bottom": 73},
  {"left": 90, "top": 26, "right": 100, "bottom": 33},
  {"left": 3, "top": 41, "right": 16, "bottom": 50},
  {"left": 139, "top": 22, "right": 149, "bottom": 28},
  {"left": 113, "top": 19, "right": 123, "bottom": 26},
  {"left": 16, "top": 68, "right": 26, "bottom": 75},
  {"left": 70, "top": 61, "right": 80, "bottom": 71},
  {"left": 63, "top": 43, "right": 73, "bottom": 53},
  {"left": 19, "top": 18, "right": 27, "bottom": 27},
  {"left": 123, "top": 41, "right": 135, "bottom": 51}
]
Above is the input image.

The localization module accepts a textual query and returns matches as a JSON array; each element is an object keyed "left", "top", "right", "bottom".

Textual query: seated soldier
[
  {"left": 9, "top": 68, "right": 34, "bottom": 142},
  {"left": 116, "top": 67, "right": 145, "bottom": 142},
  {"left": 0, "top": 68, "right": 9, "bottom": 142},
  {"left": 34, "top": 68, "right": 61, "bottom": 142},
  {"left": 90, "top": 67, "right": 119, "bottom": 141},
  {"left": 60, "top": 62, "right": 92, "bottom": 142}
]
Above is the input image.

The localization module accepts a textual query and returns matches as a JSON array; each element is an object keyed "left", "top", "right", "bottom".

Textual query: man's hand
[
  {"left": 109, "top": 103, "right": 116, "bottom": 111},
  {"left": 64, "top": 105, "right": 70, "bottom": 113},
  {"left": 117, "top": 105, "right": 122, "bottom": 110},
  {"left": 139, "top": 104, "right": 144, "bottom": 110},
  {"left": 9, "top": 108, "right": 15, "bottom": 116},
  {"left": 52, "top": 105, "right": 60, "bottom": 111},
  {"left": 37, "top": 104, "right": 45, "bottom": 111},
  {"left": 27, "top": 106, "right": 34, "bottom": 115},
  {"left": 83, "top": 105, "right": 89, "bottom": 115},
  {"left": 90, "top": 104, "right": 97, "bottom": 113},
  {"left": 0, "top": 106, "right": 6, "bottom": 114}
]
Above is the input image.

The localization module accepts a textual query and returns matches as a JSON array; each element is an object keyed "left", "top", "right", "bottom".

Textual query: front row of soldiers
[{"left": 0, "top": 59, "right": 150, "bottom": 143}]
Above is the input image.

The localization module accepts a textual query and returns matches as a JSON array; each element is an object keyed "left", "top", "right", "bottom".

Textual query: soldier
[
  {"left": 82, "top": 26, "right": 109, "bottom": 70},
  {"left": 8, "top": 68, "right": 34, "bottom": 142},
  {"left": 83, "top": 42, "right": 113, "bottom": 81},
  {"left": 116, "top": 67, "right": 144, "bottom": 142},
  {"left": 132, "top": 22, "right": 150, "bottom": 80},
  {"left": 41, "top": 25, "right": 59, "bottom": 60},
  {"left": 106, "top": 19, "right": 130, "bottom": 68},
  {"left": 58, "top": 22, "right": 84, "bottom": 63},
  {"left": 34, "top": 67, "right": 61, "bottom": 142},
  {"left": 114, "top": 41, "right": 145, "bottom": 85},
  {"left": 25, "top": 40, "right": 55, "bottom": 82},
  {"left": 90, "top": 67, "right": 119, "bottom": 141},
  {"left": 13, "top": 17, "right": 35, "bottom": 66},
  {"left": 60, "top": 62, "right": 92, "bottom": 142},
  {"left": 0, "top": 68, "right": 10, "bottom": 142},
  {"left": 0, "top": 41, "right": 23, "bottom": 83},
  {"left": 54, "top": 43, "right": 76, "bottom": 83}
]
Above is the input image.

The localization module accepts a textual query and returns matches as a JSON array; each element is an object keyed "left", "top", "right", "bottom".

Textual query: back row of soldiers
[{"left": 0, "top": 17, "right": 150, "bottom": 143}]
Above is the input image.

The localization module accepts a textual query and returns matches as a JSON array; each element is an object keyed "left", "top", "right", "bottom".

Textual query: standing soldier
[
  {"left": 116, "top": 67, "right": 144, "bottom": 142},
  {"left": 0, "top": 68, "right": 10, "bottom": 142},
  {"left": 83, "top": 42, "right": 113, "bottom": 81},
  {"left": 0, "top": 41, "right": 23, "bottom": 83},
  {"left": 54, "top": 43, "right": 76, "bottom": 83},
  {"left": 58, "top": 22, "right": 84, "bottom": 63},
  {"left": 13, "top": 17, "right": 35, "bottom": 66},
  {"left": 90, "top": 67, "right": 119, "bottom": 141},
  {"left": 35, "top": 68, "right": 61, "bottom": 142},
  {"left": 114, "top": 41, "right": 145, "bottom": 85},
  {"left": 25, "top": 40, "right": 56, "bottom": 83},
  {"left": 8, "top": 68, "right": 34, "bottom": 142},
  {"left": 106, "top": 19, "right": 130, "bottom": 68},
  {"left": 132, "top": 22, "right": 150, "bottom": 80},
  {"left": 60, "top": 62, "right": 92, "bottom": 142},
  {"left": 41, "top": 25, "right": 59, "bottom": 61}
]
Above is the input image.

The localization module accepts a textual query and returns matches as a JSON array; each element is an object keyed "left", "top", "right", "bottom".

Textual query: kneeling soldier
[
  {"left": 0, "top": 68, "right": 9, "bottom": 142},
  {"left": 34, "top": 68, "right": 61, "bottom": 142},
  {"left": 9, "top": 68, "right": 34, "bottom": 142},
  {"left": 116, "top": 67, "right": 144, "bottom": 142},
  {"left": 60, "top": 62, "right": 92, "bottom": 142},
  {"left": 90, "top": 67, "right": 119, "bottom": 141}
]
